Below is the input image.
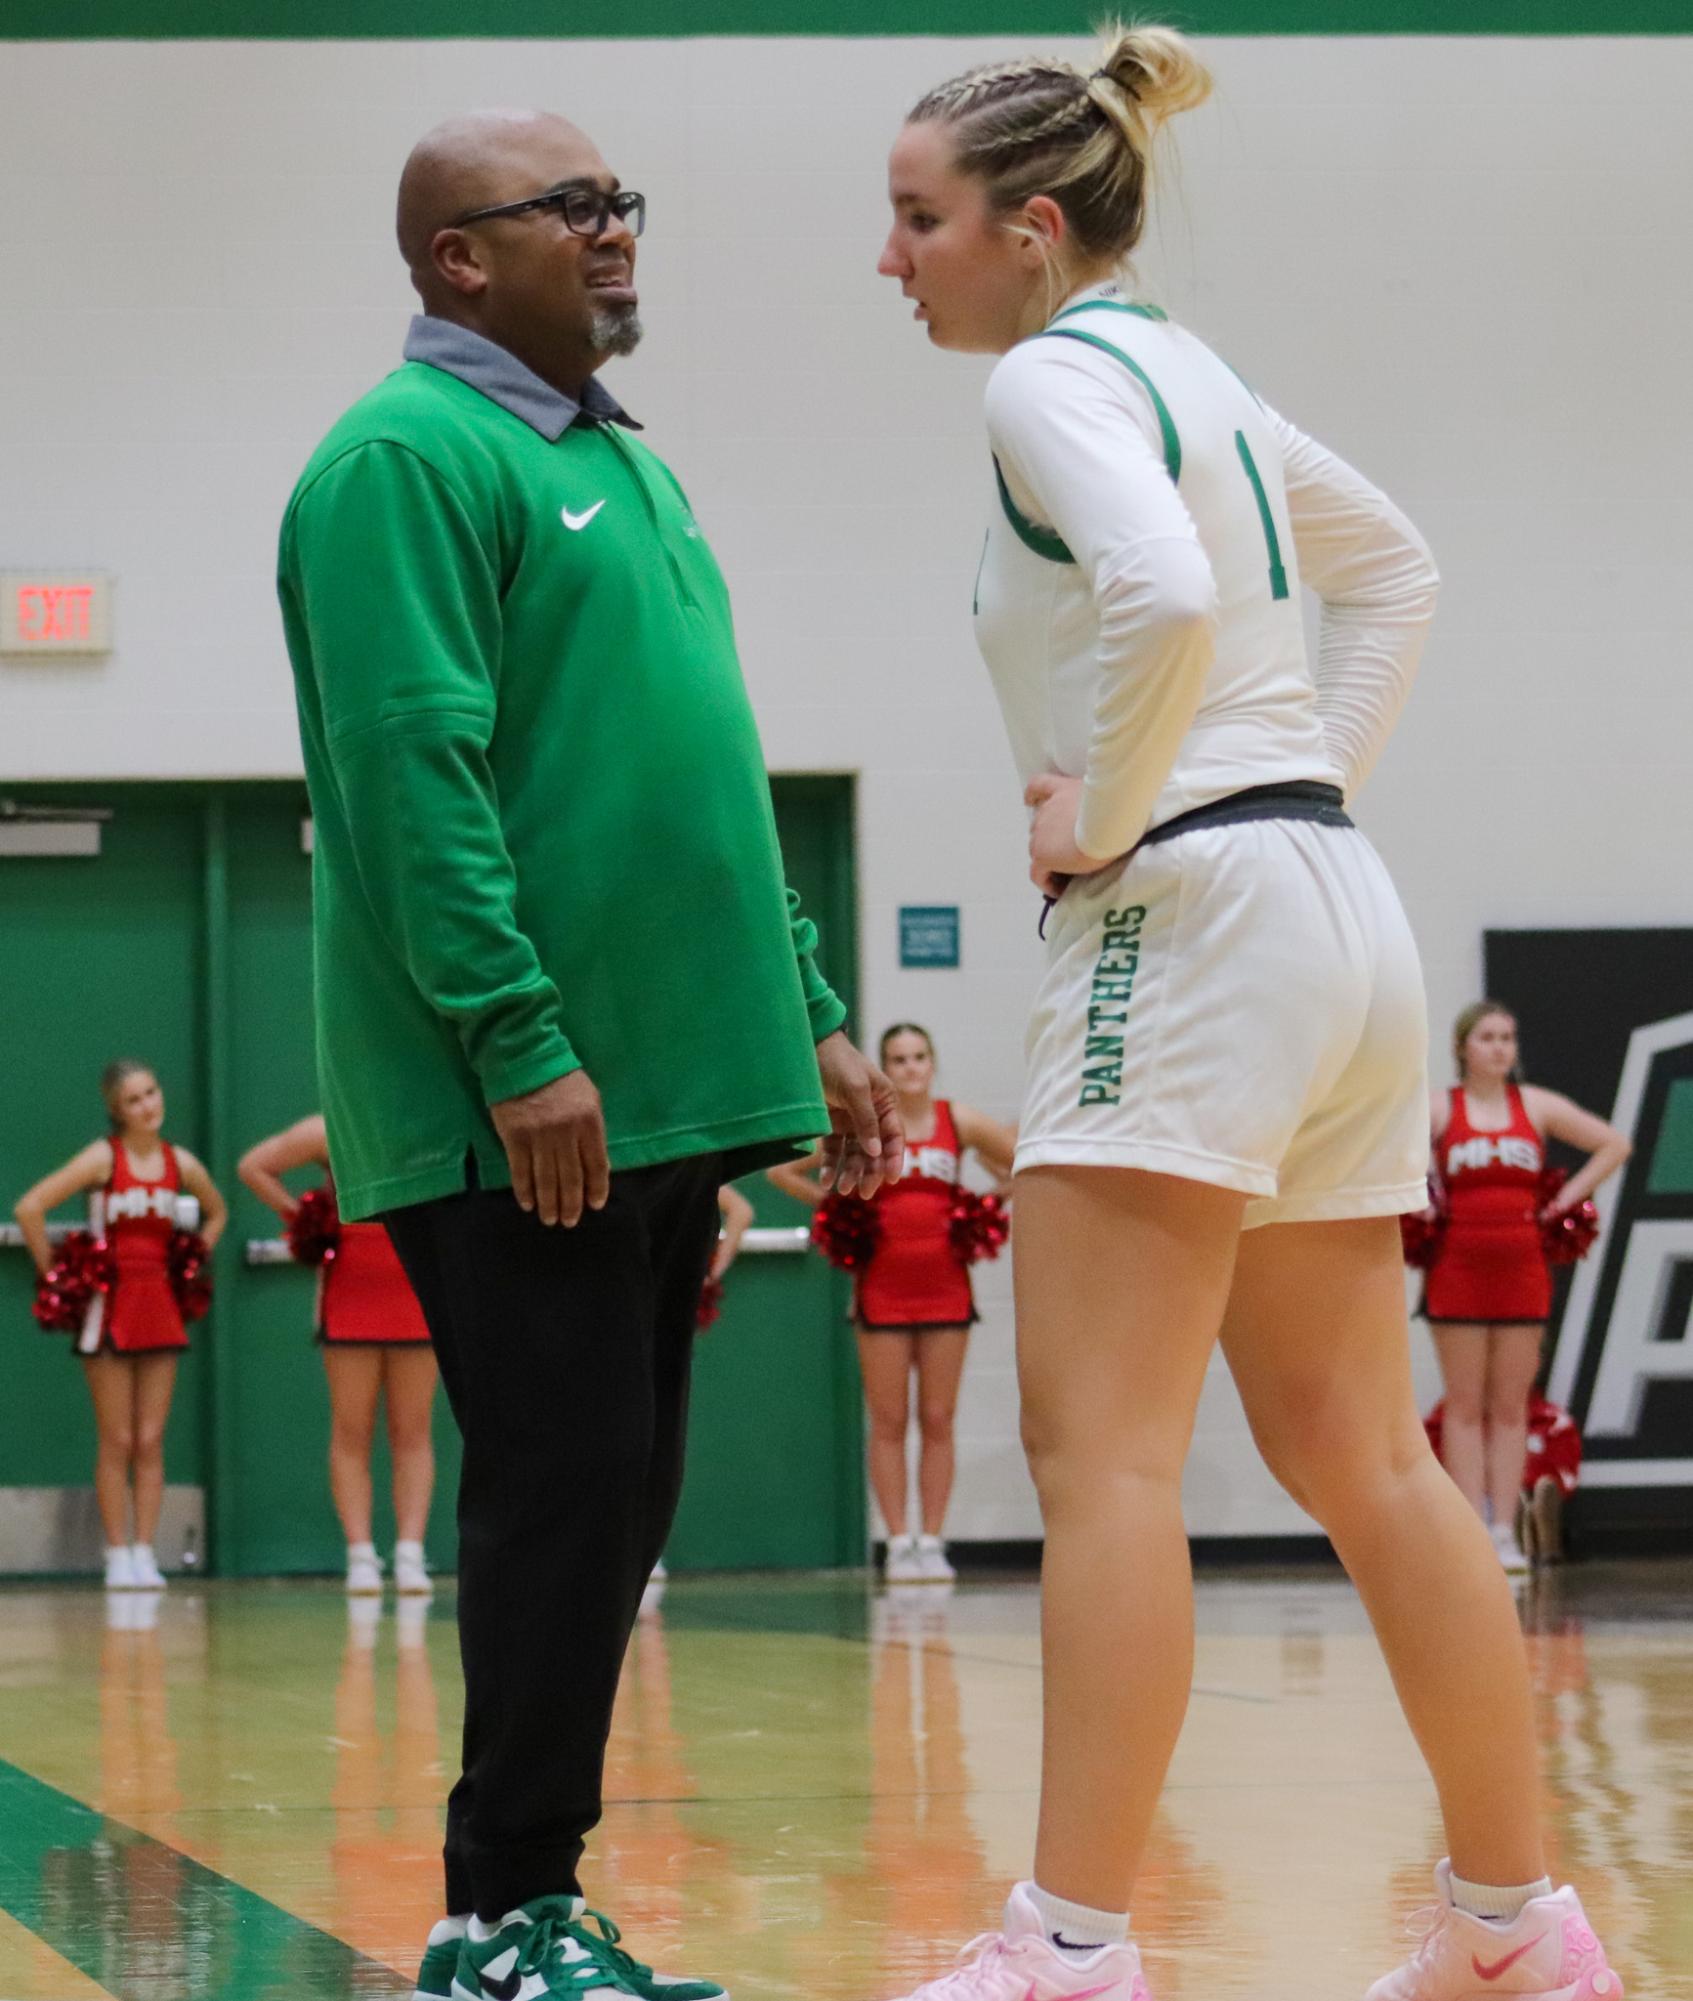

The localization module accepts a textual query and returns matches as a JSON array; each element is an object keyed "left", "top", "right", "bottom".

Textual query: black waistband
[
  {"left": 1036, "top": 781, "right": 1352, "bottom": 939},
  {"left": 1136, "top": 780, "right": 1350, "bottom": 851}
]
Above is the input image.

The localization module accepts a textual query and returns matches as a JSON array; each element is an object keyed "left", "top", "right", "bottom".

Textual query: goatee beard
[{"left": 588, "top": 302, "right": 643, "bottom": 358}]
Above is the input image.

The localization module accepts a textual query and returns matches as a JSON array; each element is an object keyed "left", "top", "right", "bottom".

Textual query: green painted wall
[
  {"left": 214, "top": 784, "right": 468, "bottom": 1576},
  {"left": 1, "top": 776, "right": 862, "bottom": 1576},
  {"left": 0, "top": 789, "right": 209, "bottom": 1489},
  {"left": 14, "top": 0, "right": 1693, "bottom": 32},
  {"left": 667, "top": 775, "right": 866, "bottom": 1573}
]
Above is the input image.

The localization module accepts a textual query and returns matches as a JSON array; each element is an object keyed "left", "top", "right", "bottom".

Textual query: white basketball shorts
[{"left": 1014, "top": 817, "right": 1429, "bottom": 1229}]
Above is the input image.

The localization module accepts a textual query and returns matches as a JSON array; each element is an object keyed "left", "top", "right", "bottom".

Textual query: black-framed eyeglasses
[{"left": 450, "top": 184, "right": 647, "bottom": 239}]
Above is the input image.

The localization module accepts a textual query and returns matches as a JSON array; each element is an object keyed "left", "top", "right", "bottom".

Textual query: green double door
[{"left": 0, "top": 779, "right": 861, "bottom": 1575}]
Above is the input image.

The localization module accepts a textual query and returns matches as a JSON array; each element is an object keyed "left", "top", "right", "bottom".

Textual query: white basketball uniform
[{"left": 976, "top": 281, "right": 1438, "bottom": 1224}]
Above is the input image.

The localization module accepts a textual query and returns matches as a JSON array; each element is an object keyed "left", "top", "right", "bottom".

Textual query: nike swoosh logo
[
  {"left": 560, "top": 500, "right": 606, "bottom": 531},
  {"left": 1025, "top": 1982, "right": 1117, "bottom": 2001},
  {"left": 1472, "top": 1935, "right": 1545, "bottom": 1981},
  {"left": 479, "top": 1946, "right": 525, "bottom": 2001}
]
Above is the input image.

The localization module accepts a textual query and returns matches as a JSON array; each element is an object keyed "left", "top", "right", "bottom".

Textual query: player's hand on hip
[
  {"left": 1025, "top": 772, "right": 1103, "bottom": 894},
  {"left": 815, "top": 1031, "right": 905, "bottom": 1198},
  {"left": 490, "top": 1069, "right": 611, "bottom": 1228}
]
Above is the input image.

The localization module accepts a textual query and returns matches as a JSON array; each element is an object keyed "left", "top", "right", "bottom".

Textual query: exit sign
[{"left": 1, "top": 573, "right": 113, "bottom": 656}]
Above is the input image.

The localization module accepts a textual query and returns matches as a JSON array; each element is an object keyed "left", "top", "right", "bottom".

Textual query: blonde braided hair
[{"left": 908, "top": 24, "right": 1211, "bottom": 270}]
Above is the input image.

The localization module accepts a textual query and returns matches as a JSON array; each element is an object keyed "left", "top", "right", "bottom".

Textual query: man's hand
[
  {"left": 815, "top": 1031, "right": 905, "bottom": 1198},
  {"left": 1025, "top": 772, "right": 1106, "bottom": 896},
  {"left": 490, "top": 1069, "right": 610, "bottom": 1228}
]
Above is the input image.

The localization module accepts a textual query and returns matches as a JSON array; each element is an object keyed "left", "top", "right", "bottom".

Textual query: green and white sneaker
[
  {"left": 450, "top": 1895, "right": 729, "bottom": 2001},
  {"left": 413, "top": 1915, "right": 470, "bottom": 2000}
]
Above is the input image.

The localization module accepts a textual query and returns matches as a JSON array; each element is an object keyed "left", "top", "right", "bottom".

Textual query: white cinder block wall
[{"left": 3, "top": 37, "right": 1689, "bottom": 1540}]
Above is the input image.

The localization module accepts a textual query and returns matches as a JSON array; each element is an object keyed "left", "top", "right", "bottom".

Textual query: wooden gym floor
[{"left": 0, "top": 1562, "right": 1687, "bottom": 2000}]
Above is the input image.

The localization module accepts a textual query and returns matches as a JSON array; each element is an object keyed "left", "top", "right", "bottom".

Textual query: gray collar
[{"left": 403, "top": 315, "right": 639, "bottom": 440}]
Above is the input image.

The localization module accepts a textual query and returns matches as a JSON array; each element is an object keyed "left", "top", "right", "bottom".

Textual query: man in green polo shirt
[{"left": 278, "top": 108, "right": 901, "bottom": 2001}]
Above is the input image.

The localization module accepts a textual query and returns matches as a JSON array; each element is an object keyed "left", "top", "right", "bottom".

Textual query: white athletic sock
[
  {"left": 1026, "top": 1881, "right": 1129, "bottom": 1952},
  {"left": 1450, "top": 1871, "right": 1554, "bottom": 1923},
  {"left": 347, "top": 1540, "right": 378, "bottom": 1562},
  {"left": 394, "top": 1539, "right": 425, "bottom": 1560}
]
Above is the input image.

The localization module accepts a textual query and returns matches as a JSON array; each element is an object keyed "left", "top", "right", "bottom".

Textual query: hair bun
[{"left": 1092, "top": 22, "right": 1212, "bottom": 129}]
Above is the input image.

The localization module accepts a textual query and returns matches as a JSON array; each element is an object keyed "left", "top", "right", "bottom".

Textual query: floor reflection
[
  {"left": 860, "top": 1590, "right": 991, "bottom": 1988},
  {"left": 326, "top": 1594, "right": 448, "bottom": 1970},
  {"left": 36, "top": 1591, "right": 201, "bottom": 2001},
  {"left": 0, "top": 1562, "right": 1688, "bottom": 2000}
]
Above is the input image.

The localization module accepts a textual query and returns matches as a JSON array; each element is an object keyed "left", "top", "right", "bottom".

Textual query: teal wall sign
[{"left": 899, "top": 906, "right": 960, "bottom": 969}]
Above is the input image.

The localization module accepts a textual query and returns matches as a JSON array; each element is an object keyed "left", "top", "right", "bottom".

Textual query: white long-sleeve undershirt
[
  {"left": 974, "top": 297, "right": 1438, "bottom": 862},
  {"left": 1270, "top": 410, "right": 1441, "bottom": 798}
]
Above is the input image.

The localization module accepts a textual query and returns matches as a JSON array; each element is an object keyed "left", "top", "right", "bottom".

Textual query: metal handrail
[
  {"left": 241, "top": 1225, "right": 812, "bottom": 1267},
  {"left": 0, "top": 1222, "right": 74, "bottom": 1249},
  {"left": 3, "top": 1222, "right": 814, "bottom": 1263}
]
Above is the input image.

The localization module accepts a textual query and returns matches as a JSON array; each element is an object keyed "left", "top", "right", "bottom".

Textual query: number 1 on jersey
[{"left": 1234, "top": 431, "right": 1290, "bottom": 602}]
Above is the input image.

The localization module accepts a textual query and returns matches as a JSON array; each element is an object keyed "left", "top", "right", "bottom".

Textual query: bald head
[
  {"left": 391, "top": 106, "right": 640, "bottom": 398},
  {"left": 396, "top": 109, "right": 594, "bottom": 281}
]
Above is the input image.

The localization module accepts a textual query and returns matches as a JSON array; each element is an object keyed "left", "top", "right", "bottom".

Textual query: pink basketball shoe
[
  {"left": 881, "top": 1884, "right": 1150, "bottom": 2001},
  {"left": 1365, "top": 1863, "right": 1622, "bottom": 2001}
]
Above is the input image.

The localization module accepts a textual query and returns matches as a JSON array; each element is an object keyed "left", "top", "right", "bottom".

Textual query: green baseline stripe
[
  {"left": 11, "top": 0, "right": 1693, "bottom": 34},
  {"left": 1039, "top": 326, "right": 1182, "bottom": 484},
  {"left": 0, "top": 1758, "right": 408, "bottom": 2001}
]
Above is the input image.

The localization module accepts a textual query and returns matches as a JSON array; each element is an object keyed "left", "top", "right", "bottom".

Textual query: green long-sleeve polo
[{"left": 278, "top": 352, "right": 843, "bottom": 1219}]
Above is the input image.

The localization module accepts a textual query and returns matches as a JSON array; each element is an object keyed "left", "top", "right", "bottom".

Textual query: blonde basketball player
[{"left": 875, "top": 26, "right": 1620, "bottom": 2001}]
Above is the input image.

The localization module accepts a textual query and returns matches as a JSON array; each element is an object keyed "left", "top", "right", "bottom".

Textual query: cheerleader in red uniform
[
  {"left": 13, "top": 1060, "right": 227, "bottom": 1591},
  {"left": 1426, "top": 1001, "right": 1629, "bottom": 1571},
  {"left": 769, "top": 1025, "right": 1016, "bottom": 1582},
  {"left": 239, "top": 1114, "right": 438, "bottom": 1596}
]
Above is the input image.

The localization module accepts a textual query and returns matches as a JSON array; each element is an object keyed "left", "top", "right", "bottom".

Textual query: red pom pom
[
  {"left": 1400, "top": 1180, "right": 1447, "bottom": 1269},
  {"left": 33, "top": 1231, "right": 116, "bottom": 1333},
  {"left": 810, "top": 1191, "right": 881, "bottom": 1271},
  {"left": 1538, "top": 1167, "right": 1599, "bottom": 1265},
  {"left": 1543, "top": 1201, "right": 1599, "bottom": 1265},
  {"left": 1546, "top": 1204, "right": 1599, "bottom": 1264},
  {"left": 949, "top": 1188, "right": 1010, "bottom": 1265},
  {"left": 1525, "top": 1394, "right": 1583, "bottom": 1495},
  {"left": 168, "top": 1230, "right": 215, "bottom": 1323},
  {"left": 695, "top": 1274, "right": 724, "bottom": 1330},
  {"left": 1427, "top": 1395, "right": 1583, "bottom": 1498},
  {"left": 288, "top": 1185, "right": 342, "bottom": 1267},
  {"left": 31, "top": 1284, "right": 74, "bottom": 1333}
]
